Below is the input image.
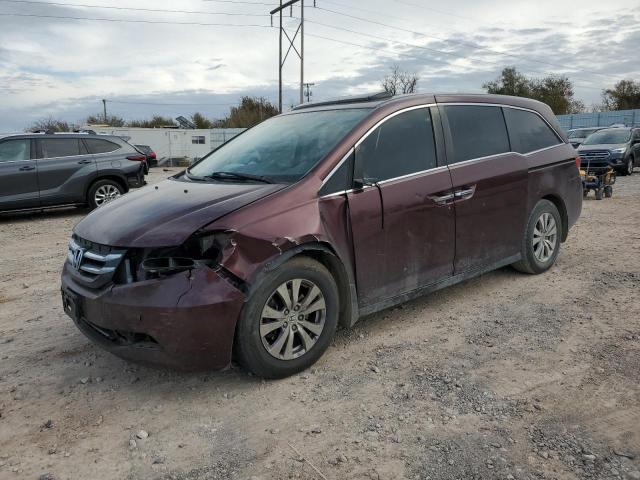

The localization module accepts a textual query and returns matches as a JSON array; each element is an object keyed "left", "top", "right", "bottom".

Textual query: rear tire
[
  {"left": 235, "top": 257, "right": 339, "bottom": 379},
  {"left": 87, "top": 179, "right": 123, "bottom": 210},
  {"left": 512, "top": 199, "right": 562, "bottom": 275}
]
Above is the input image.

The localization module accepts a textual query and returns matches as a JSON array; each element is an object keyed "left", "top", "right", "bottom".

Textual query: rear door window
[
  {"left": 42, "top": 138, "right": 82, "bottom": 158},
  {"left": 85, "top": 138, "right": 120, "bottom": 154},
  {"left": 503, "top": 107, "right": 561, "bottom": 154},
  {"left": 356, "top": 107, "right": 437, "bottom": 182},
  {"left": 0, "top": 139, "right": 31, "bottom": 162},
  {"left": 442, "top": 105, "right": 510, "bottom": 163}
]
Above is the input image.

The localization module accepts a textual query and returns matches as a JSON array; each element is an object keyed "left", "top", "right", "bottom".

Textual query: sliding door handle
[
  {"left": 454, "top": 185, "right": 476, "bottom": 201},
  {"left": 428, "top": 192, "right": 455, "bottom": 205}
]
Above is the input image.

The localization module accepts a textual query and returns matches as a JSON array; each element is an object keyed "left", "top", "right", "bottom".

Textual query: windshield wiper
[{"left": 205, "top": 171, "right": 274, "bottom": 184}]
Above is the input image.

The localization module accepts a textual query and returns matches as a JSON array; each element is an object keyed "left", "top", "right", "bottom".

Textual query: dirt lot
[{"left": 1, "top": 169, "right": 639, "bottom": 480}]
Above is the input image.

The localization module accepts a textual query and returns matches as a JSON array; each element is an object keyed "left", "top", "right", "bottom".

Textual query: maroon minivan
[{"left": 61, "top": 93, "right": 582, "bottom": 378}]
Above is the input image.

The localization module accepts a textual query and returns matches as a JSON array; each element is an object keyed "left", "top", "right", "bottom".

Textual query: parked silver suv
[{"left": 0, "top": 132, "right": 146, "bottom": 212}]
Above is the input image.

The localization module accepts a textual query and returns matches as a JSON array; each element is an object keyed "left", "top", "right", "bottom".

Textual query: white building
[{"left": 84, "top": 126, "right": 245, "bottom": 164}]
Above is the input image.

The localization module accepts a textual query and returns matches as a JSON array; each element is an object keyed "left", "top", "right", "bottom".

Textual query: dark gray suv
[
  {"left": 578, "top": 127, "right": 640, "bottom": 176},
  {"left": 0, "top": 133, "right": 146, "bottom": 212}
]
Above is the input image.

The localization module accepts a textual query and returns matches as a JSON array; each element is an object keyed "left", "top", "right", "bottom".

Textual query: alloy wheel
[
  {"left": 94, "top": 184, "right": 121, "bottom": 206},
  {"left": 532, "top": 212, "right": 558, "bottom": 263},
  {"left": 260, "top": 279, "right": 326, "bottom": 360}
]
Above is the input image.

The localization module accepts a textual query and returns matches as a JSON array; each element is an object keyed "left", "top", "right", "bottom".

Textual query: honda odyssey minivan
[{"left": 61, "top": 93, "right": 582, "bottom": 378}]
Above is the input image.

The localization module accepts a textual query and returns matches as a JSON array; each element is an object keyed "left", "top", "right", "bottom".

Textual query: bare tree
[
  {"left": 382, "top": 66, "right": 419, "bottom": 95},
  {"left": 27, "top": 116, "right": 71, "bottom": 132}
]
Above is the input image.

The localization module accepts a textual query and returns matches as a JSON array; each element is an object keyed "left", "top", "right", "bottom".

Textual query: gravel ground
[{"left": 1, "top": 168, "right": 639, "bottom": 480}]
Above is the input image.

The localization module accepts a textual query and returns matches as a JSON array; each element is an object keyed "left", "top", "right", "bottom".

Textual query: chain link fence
[{"left": 557, "top": 109, "right": 640, "bottom": 130}]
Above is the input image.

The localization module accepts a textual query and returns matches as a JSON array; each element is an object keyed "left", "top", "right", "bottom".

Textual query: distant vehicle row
[{"left": 0, "top": 133, "right": 147, "bottom": 212}]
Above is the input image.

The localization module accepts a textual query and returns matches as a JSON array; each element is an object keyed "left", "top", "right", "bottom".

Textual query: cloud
[{"left": 0, "top": 0, "right": 639, "bottom": 131}]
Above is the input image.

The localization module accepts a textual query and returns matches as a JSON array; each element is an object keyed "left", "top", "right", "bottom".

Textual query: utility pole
[
  {"left": 303, "top": 82, "right": 315, "bottom": 103},
  {"left": 270, "top": 0, "right": 315, "bottom": 112},
  {"left": 102, "top": 99, "right": 107, "bottom": 122}
]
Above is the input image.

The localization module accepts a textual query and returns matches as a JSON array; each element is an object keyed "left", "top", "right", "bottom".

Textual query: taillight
[
  {"left": 575, "top": 156, "right": 581, "bottom": 169},
  {"left": 127, "top": 155, "right": 147, "bottom": 161},
  {"left": 149, "top": 151, "right": 156, "bottom": 159}
]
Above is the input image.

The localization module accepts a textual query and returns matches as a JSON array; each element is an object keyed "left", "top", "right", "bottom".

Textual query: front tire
[
  {"left": 235, "top": 257, "right": 339, "bottom": 379},
  {"left": 620, "top": 158, "right": 633, "bottom": 176},
  {"left": 512, "top": 199, "right": 562, "bottom": 274}
]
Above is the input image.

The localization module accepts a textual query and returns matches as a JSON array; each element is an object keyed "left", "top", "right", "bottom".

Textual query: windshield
[
  {"left": 582, "top": 129, "right": 631, "bottom": 145},
  {"left": 188, "top": 108, "right": 371, "bottom": 183},
  {"left": 568, "top": 128, "right": 598, "bottom": 139}
]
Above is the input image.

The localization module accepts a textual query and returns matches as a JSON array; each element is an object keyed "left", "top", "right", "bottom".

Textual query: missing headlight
[{"left": 120, "top": 231, "right": 233, "bottom": 282}]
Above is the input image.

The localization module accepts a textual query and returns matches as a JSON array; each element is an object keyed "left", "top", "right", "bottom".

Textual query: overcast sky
[{"left": 0, "top": 0, "right": 639, "bottom": 132}]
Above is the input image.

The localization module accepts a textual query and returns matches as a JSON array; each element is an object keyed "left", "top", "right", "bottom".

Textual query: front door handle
[
  {"left": 19, "top": 165, "right": 36, "bottom": 171},
  {"left": 454, "top": 185, "right": 476, "bottom": 201},
  {"left": 78, "top": 159, "right": 92, "bottom": 164},
  {"left": 428, "top": 192, "right": 455, "bottom": 205}
]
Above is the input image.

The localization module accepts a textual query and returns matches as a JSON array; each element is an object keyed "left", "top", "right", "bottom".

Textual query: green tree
[
  {"left": 601, "top": 79, "right": 640, "bottom": 111},
  {"left": 85, "top": 113, "right": 126, "bottom": 127},
  {"left": 27, "top": 116, "right": 71, "bottom": 132},
  {"left": 530, "top": 76, "right": 584, "bottom": 115},
  {"left": 483, "top": 67, "right": 585, "bottom": 115},
  {"left": 483, "top": 67, "right": 531, "bottom": 98},
  {"left": 215, "top": 96, "right": 279, "bottom": 128},
  {"left": 191, "top": 112, "right": 214, "bottom": 129},
  {"left": 127, "top": 116, "right": 177, "bottom": 128}
]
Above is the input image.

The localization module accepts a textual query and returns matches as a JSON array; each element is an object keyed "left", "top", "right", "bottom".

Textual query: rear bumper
[
  {"left": 61, "top": 263, "right": 245, "bottom": 371},
  {"left": 125, "top": 164, "right": 146, "bottom": 188},
  {"left": 566, "top": 173, "right": 583, "bottom": 234}
]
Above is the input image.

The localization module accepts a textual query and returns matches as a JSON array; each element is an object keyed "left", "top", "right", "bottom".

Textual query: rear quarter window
[
  {"left": 85, "top": 138, "right": 120, "bottom": 154},
  {"left": 503, "top": 108, "right": 561, "bottom": 154},
  {"left": 442, "top": 105, "right": 510, "bottom": 163},
  {"left": 42, "top": 138, "right": 82, "bottom": 158}
]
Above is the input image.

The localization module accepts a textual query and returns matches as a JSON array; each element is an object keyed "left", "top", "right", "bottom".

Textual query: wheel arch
[
  {"left": 85, "top": 174, "right": 129, "bottom": 200},
  {"left": 541, "top": 194, "right": 568, "bottom": 242},
  {"left": 246, "top": 241, "right": 359, "bottom": 330}
]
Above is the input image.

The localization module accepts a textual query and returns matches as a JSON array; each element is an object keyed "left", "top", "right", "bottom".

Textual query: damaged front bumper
[{"left": 61, "top": 263, "right": 245, "bottom": 371}]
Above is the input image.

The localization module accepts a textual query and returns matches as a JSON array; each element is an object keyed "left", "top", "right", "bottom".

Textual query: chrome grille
[
  {"left": 579, "top": 150, "right": 610, "bottom": 162},
  {"left": 67, "top": 236, "right": 126, "bottom": 288}
]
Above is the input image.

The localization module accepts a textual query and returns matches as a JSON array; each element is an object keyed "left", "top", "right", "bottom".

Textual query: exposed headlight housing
[{"left": 123, "top": 231, "right": 233, "bottom": 281}]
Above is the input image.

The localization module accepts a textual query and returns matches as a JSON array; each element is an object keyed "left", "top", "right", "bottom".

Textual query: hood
[
  {"left": 578, "top": 143, "right": 627, "bottom": 151},
  {"left": 74, "top": 177, "right": 285, "bottom": 247}
]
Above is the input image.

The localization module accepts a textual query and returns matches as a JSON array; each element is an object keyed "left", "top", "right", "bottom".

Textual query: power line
[
  {"left": 304, "top": 20, "right": 608, "bottom": 90},
  {"left": 0, "top": 11, "right": 273, "bottom": 26},
  {"left": 389, "top": 0, "right": 496, "bottom": 25},
  {"left": 202, "top": 0, "right": 284, "bottom": 5},
  {"left": 106, "top": 100, "right": 239, "bottom": 106},
  {"left": 305, "top": 32, "right": 604, "bottom": 92},
  {"left": 6, "top": 0, "right": 265, "bottom": 17},
  {"left": 0, "top": 0, "right": 268, "bottom": 17},
  {"left": 312, "top": 5, "right": 619, "bottom": 82}
]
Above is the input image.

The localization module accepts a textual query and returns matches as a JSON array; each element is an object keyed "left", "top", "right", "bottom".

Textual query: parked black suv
[{"left": 0, "top": 133, "right": 146, "bottom": 212}]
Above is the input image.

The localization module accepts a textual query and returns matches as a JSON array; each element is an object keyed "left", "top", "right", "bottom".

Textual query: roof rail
[
  {"left": 31, "top": 129, "right": 54, "bottom": 134},
  {"left": 292, "top": 91, "right": 393, "bottom": 111}
]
